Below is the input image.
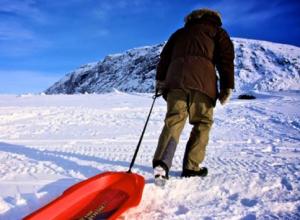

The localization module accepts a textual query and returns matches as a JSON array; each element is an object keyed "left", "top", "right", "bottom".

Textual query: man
[{"left": 153, "top": 9, "right": 234, "bottom": 184}]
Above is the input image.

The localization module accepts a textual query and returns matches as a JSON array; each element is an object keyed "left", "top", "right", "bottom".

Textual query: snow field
[{"left": 0, "top": 91, "right": 299, "bottom": 219}]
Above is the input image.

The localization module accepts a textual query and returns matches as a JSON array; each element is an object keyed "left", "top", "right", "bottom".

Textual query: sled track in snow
[{"left": 3, "top": 139, "right": 299, "bottom": 219}]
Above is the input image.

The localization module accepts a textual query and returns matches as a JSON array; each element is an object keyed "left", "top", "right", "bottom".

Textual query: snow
[{"left": 0, "top": 91, "right": 299, "bottom": 219}]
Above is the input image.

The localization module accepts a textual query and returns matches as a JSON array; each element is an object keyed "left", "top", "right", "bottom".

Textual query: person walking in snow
[{"left": 153, "top": 9, "right": 234, "bottom": 183}]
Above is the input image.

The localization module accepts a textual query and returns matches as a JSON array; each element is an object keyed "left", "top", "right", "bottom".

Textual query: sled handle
[{"left": 128, "top": 92, "right": 159, "bottom": 173}]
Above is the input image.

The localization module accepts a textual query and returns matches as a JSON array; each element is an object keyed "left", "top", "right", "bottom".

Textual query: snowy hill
[{"left": 45, "top": 38, "right": 300, "bottom": 94}]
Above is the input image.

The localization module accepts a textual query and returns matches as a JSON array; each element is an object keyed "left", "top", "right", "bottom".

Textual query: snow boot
[
  {"left": 181, "top": 167, "right": 208, "bottom": 178},
  {"left": 154, "top": 166, "right": 168, "bottom": 187}
]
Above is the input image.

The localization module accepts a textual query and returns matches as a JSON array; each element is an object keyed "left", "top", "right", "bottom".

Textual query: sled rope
[{"left": 128, "top": 93, "right": 158, "bottom": 173}]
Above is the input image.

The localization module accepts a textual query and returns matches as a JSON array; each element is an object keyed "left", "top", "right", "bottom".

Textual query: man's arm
[
  {"left": 156, "top": 34, "right": 175, "bottom": 81},
  {"left": 214, "top": 28, "right": 235, "bottom": 90},
  {"left": 214, "top": 28, "right": 234, "bottom": 105}
]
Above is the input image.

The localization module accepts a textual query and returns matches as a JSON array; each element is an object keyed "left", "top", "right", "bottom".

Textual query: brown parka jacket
[{"left": 156, "top": 9, "right": 234, "bottom": 104}]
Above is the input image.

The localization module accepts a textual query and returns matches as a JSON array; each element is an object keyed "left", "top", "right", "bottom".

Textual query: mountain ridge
[{"left": 45, "top": 38, "right": 300, "bottom": 94}]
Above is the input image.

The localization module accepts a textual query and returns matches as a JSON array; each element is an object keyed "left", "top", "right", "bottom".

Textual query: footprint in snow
[
  {"left": 281, "top": 177, "right": 293, "bottom": 191},
  {"left": 241, "top": 213, "right": 257, "bottom": 220},
  {"left": 175, "top": 205, "right": 189, "bottom": 215},
  {"left": 240, "top": 198, "right": 258, "bottom": 207},
  {"left": 203, "top": 217, "right": 213, "bottom": 220},
  {"left": 228, "top": 193, "right": 239, "bottom": 201}
]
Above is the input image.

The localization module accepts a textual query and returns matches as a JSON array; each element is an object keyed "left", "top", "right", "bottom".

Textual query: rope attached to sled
[{"left": 127, "top": 92, "right": 159, "bottom": 173}]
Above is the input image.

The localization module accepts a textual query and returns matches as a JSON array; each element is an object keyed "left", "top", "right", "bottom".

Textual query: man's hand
[
  {"left": 219, "top": 88, "right": 232, "bottom": 105},
  {"left": 156, "top": 80, "right": 166, "bottom": 96}
]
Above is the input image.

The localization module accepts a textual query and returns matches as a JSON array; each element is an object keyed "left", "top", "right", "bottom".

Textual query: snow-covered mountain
[{"left": 45, "top": 38, "right": 300, "bottom": 94}]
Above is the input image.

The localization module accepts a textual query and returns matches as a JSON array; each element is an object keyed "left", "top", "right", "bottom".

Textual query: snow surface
[{"left": 0, "top": 91, "right": 299, "bottom": 219}]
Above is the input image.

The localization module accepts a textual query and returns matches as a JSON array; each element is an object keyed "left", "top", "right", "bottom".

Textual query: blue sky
[{"left": 0, "top": 0, "right": 299, "bottom": 94}]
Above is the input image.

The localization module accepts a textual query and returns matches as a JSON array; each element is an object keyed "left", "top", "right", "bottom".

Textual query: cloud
[
  {"left": 95, "top": 29, "right": 110, "bottom": 37},
  {"left": 0, "top": 21, "right": 50, "bottom": 57},
  {"left": 193, "top": 0, "right": 293, "bottom": 27},
  {"left": 214, "top": 1, "right": 275, "bottom": 26},
  {"left": 0, "top": 0, "right": 47, "bottom": 23},
  {"left": 0, "top": 0, "right": 35, "bottom": 13},
  {"left": 0, "top": 40, "right": 50, "bottom": 57},
  {"left": 0, "top": 0, "right": 51, "bottom": 56},
  {"left": 0, "top": 69, "right": 61, "bottom": 94},
  {"left": 91, "top": 0, "right": 153, "bottom": 21},
  {"left": 0, "top": 22, "right": 34, "bottom": 40}
]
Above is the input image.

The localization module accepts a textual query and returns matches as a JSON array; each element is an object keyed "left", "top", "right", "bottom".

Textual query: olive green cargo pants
[{"left": 153, "top": 89, "right": 214, "bottom": 172}]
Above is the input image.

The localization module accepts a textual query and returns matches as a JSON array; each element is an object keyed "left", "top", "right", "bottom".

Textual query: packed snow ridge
[{"left": 45, "top": 38, "right": 300, "bottom": 94}]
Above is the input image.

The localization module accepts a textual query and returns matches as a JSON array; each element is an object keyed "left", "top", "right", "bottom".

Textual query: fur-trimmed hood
[{"left": 184, "top": 9, "right": 222, "bottom": 26}]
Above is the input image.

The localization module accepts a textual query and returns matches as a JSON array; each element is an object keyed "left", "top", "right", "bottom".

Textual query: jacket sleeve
[
  {"left": 156, "top": 34, "right": 175, "bottom": 81},
  {"left": 214, "top": 28, "right": 235, "bottom": 90}
]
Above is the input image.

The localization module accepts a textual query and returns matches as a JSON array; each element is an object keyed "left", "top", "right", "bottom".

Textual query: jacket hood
[{"left": 184, "top": 9, "right": 222, "bottom": 26}]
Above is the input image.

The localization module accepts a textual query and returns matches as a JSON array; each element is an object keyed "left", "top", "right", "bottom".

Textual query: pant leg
[
  {"left": 153, "top": 89, "right": 188, "bottom": 171},
  {"left": 182, "top": 90, "right": 214, "bottom": 171}
]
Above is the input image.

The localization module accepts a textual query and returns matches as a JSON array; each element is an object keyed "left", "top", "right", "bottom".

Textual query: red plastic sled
[{"left": 23, "top": 172, "right": 145, "bottom": 220}]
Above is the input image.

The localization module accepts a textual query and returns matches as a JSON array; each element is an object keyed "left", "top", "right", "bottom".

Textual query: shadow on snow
[{"left": 0, "top": 142, "right": 152, "bottom": 219}]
